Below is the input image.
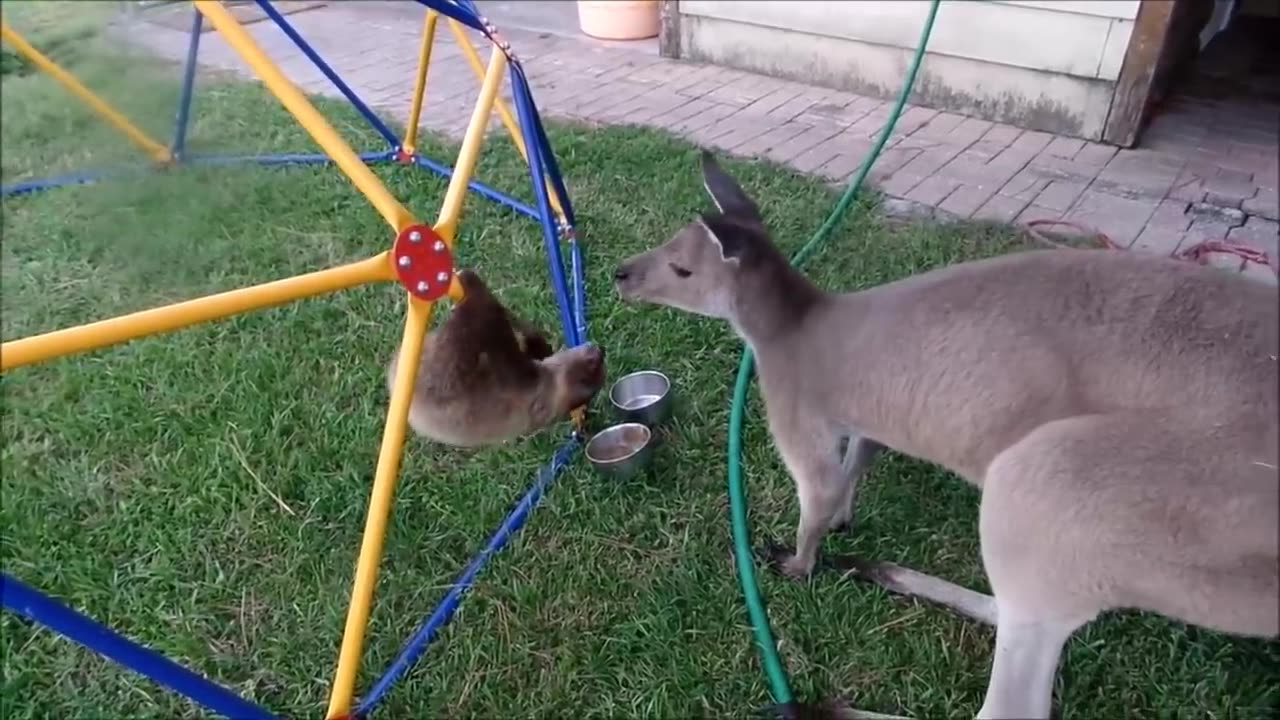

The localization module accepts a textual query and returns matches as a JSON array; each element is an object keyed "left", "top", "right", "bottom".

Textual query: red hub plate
[{"left": 392, "top": 224, "right": 453, "bottom": 301}]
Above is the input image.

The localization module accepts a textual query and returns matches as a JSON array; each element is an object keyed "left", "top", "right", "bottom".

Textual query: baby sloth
[{"left": 386, "top": 268, "right": 605, "bottom": 447}]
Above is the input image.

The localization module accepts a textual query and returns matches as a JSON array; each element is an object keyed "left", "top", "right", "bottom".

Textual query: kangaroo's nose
[{"left": 613, "top": 266, "right": 631, "bottom": 282}]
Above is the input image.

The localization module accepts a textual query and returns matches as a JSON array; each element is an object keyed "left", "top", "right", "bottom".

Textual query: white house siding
[{"left": 672, "top": 0, "right": 1141, "bottom": 140}]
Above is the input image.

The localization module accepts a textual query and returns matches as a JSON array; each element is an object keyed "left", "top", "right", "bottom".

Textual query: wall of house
[{"left": 666, "top": 0, "right": 1140, "bottom": 140}]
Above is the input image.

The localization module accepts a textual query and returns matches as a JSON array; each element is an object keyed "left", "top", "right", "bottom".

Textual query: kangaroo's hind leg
[
  {"left": 762, "top": 413, "right": 854, "bottom": 579},
  {"left": 830, "top": 435, "right": 884, "bottom": 533}
]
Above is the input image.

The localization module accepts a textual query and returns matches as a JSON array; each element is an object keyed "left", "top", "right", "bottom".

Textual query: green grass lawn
[{"left": 2, "top": 5, "right": 1276, "bottom": 719}]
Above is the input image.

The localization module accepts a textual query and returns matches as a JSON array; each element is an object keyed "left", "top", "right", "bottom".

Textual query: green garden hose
[{"left": 725, "top": 1, "right": 942, "bottom": 711}]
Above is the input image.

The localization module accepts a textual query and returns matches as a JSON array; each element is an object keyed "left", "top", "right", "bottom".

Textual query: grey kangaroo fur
[{"left": 613, "top": 151, "right": 1279, "bottom": 719}]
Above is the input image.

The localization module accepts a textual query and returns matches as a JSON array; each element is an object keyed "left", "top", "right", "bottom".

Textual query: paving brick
[
  {"left": 705, "top": 73, "right": 783, "bottom": 106},
  {"left": 1202, "top": 175, "right": 1259, "bottom": 210},
  {"left": 691, "top": 110, "right": 773, "bottom": 148},
  {"left": 944, "top": 117, "right": 993, "bottom": 147},
  {"left": 1000, "top": 169, "right": 1053, "bottom": 203},
  {"left": 575, "top": 81, "right": 652, "bottom": 120},
  {"left": 678, "top": 68, "right": 746, "bottom": 100},
  {"left": 787, "top": 134, "right": 859, "bottom": 174},
  {"left": 554, "top": 82, "right": 619, "bottom": 117},
  {"left": 981, "top": 123, "right": 1023, "bottom": 148},
  {"left": 987, "top": 145, "right": 1037, "bottom": 172},
  {"left": 652, "top": 98, "right": 724, "bottom": 133},
  {"left": 878, "top": 171, "right": 926, "bottom": 197},
  {"left": 1008, "top": 130, "right": 1055, "bottom": 155},
  {"left": 937, "top": 183, "right": 998, "bottom": 219},
  {"left": 814, "top": 141, "right": 878, "bottom": 180},
  {"left": 614, "top": 88, "right": 696, "bottom": 126},
  {"left": 625, "top": 61, "right": 692, "bottom": 86},
  {"left": 1034, "top": 180, "right": 1090, "bottom": 212},
  {"left": 1185, "top": 215, "right": 1238, "bottom": 243},
  {"left": 761, "top": 123, "right": 844, "bottom": 165},
  {"left": 725, "top": 120, "right": 811, "bottom": 156},
  {"left": 746, "top": 85, "right": 807, "bottom": 117},
  {"left": 937, "top": 152, "right": 1022, "bottom": 190},
  {"left": 1042, "top": 136, "right": 1085, "bottom": 159},
  {"left": 1091, "top": 149, "right": 1183, "bottom": 199},
  {"left": 867, "top": 146, "right": 923, "bottom": 183},
  {"left": 966, "top": 138, "right": 1016, "bottom": 161},
  {"left": 1131, "top": 225, "right": 1187, "bottom": 256},
  {"left": 661, "top": 64, "right": 723, "bottom": 94},
  {"left": 902, "top": 175, "right": 961, "bottom": 206},
  {"left": 892, "top": 105, "right": 941, "bottom": 137},
  {"left": 880, "top": 197, "right": 943, "bottom": 221},
  {"left": 1167, "top": 166, "right": 1209, "bottom": 204},
  {"left": 1187, "top": 201, "right": 1247, "bottom": 227},
  {"left": 897, "top": 146, "right": 966, "bottom": 178},
  {"left": 796, "top": 96, "right": 878, "bottom": 126},
  {"left": 1027, "top": 153, "right": 1107, "bottom": 183},
  {"left": 1074, "top": 142, "right": 1119, "bottom": 168},
  {"left": 765, "top": 86, "right": 832, "bottom": 121},
  {"left": 1015, "top": 203, "right": 1063, "bottom": 226},
  {"left": 1145, "top": 199, "right": 1193, "bottom": 232},
  {"left": 1242, "top": 188, "right": 1280, "bottom": 221},
  {"left": 1213, "top": 168, "right": 1254, "bottom": 185},
  {"left": 973, "top": 193, "right": 1030, "bottom": 224},
  {"left": 1060, "top": 189, "right": 1159, "bottom": 247},
  {"left": 846, "top": 107, "right": 894, "bottom": 140},
  {"left": 914, "top": 112, "right": 969, "bottom": 140},
  {"left": 1227, "top": 216, "right": 1279, "bottom": 255}
]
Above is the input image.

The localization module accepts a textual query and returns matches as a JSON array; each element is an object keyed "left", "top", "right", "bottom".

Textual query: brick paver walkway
[{"left": 124, "top": 3, "right": 1278, "bottom": 282}]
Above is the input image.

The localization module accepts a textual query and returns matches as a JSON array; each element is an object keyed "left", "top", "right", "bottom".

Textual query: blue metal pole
[
  {"left": 410, "top": 154, "right": 540, "bottom": 220},
  {"left": 521, "top": 70, "right": 577, "bottom": 228},
  {"left": 516, "top": 63, "right": 588, "bottom": 342},
  {"left": 171, "top": 8, "right": 204, "bottom": 159},
  {"left": 569, "top": 234, "right": 588, "bottom": 343},
  {"left": 1, "top": 169, "right": 114, "bottom": 197},
  {"left": 411, "top": 0, "right": 487, "bottom": 33},
  {"left": 254, "top": 0, "right": 402, "bottom": 150},
  {"left": 511, "top": 70, "right": 579, "bottom": 347},
  {"left": 354, "top": 437, "right": 582, "bottom": 717},
  {"left": 1, "top": 574, "right": 277, "bottom": 720}
]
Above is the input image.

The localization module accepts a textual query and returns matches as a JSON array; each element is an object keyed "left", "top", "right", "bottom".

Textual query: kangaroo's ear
[
  {"left": 697, "top": 215, "right": 751, "bottom": 264},
  {"left": 700, "top": 150, "right": 762, "bottom": 224}
]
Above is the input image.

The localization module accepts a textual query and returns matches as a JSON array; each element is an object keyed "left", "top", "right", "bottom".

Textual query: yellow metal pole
[
  {"left": 325, "top": 297, "right": 433, "bottom": 718},
  {"left": 402, "top": 9, "right": 440, "bottom": 156},
  {"left": 444, "top": 19, "right": 566, "bottom": 221},
  {"left": 434, "top": 45, "right": 508, "bottom": 243},
  {"left": 0, "top": 254, "right": 393, "bottom": 372},
  {"left": 191, "top": 1, "right": 417, "bottom": 233},
  {"left": 0, "top": 21, "right": 171, "bottom": 163}
]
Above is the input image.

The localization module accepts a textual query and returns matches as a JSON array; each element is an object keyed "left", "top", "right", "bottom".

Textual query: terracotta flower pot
[{"left": 576, "top": 0, "right": 660, "bottom": 41}]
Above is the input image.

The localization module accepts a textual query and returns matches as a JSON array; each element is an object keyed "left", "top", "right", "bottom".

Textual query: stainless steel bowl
[
  {"left": 608, "top": 369, "right": 673, "bottom": 426},
  {"left": 584, "top": 422, "right": 654, "bottom": 481}
]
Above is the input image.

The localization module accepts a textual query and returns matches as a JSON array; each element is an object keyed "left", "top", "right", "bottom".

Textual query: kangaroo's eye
[{"left": 669, "top": 263, "right": 692, "bottom": 278}]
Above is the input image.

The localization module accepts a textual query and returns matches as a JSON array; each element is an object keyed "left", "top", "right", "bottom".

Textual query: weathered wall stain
[{"left": 677, "top": 14, "right": 1116, "bottom": 140}]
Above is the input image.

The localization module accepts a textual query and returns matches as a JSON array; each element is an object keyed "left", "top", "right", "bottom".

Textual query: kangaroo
[
  {"left": 613, "top": 151, "right": 1279, "bottom": 719},
  {"left": 387, "top": 268, "right": 606, "bottom": 448}
]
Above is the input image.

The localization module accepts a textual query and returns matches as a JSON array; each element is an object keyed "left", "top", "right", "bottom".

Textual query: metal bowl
[
  {"left": 584, "top": 422, "right": 655, "bottom": 481},
  {"left": 608, "top": 369, "right": 673, "bottom": 426}
]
